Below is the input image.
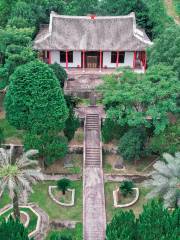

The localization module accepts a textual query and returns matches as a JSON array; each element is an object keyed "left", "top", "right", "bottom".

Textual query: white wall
[
  {"left": 51, "top": 50, "right": 81, "bottom": 67},
  {"left": 103, "top": 51, "right": 134, "bottom": 68}
]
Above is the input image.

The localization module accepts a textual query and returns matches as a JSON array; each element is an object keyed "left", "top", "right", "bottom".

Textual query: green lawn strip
[
  {"left": 105, "top": 182, "right": 149, "bottom": 222},
  {"left": 173, "top": 0, "right": 180, "bottom": 16},
  {"left": 45, "top": 223, "right": 82, "bottom": 240},
  {"left": 29, "top": 180, "right": 83, "bottom": 221},
  {"left": 0, "top": 190, "right": 10, "bottom": 209},
  {"left": 0, "top": 207, "right": 38, "bottom": 234},
  {"left": 0, "top": 119, "right": 24, "bottom": 140}
]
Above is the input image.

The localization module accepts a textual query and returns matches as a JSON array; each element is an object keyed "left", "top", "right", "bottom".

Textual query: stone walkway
[{"left": 83, "top": 113, "right": 106, "bottom": 240}]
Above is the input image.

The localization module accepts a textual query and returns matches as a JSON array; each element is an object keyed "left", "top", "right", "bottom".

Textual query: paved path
[
  {"left": 164, "top": 0, "right": 180, "bottom": 25},
  {"left": 83, "top": 114, "right": 106, "bottom": 240}
]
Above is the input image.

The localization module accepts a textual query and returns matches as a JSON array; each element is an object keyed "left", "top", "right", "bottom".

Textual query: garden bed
[
  {"left": 49, "top": 186, "right": 75, "bottom": 206},
  {"left": 105, "top": 182, "right": 150, "bottom": 221}
]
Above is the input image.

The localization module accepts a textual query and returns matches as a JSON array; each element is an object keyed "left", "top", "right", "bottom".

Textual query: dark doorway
[{"left": 81, "top": 51, "right": 103, "bottom": 68}]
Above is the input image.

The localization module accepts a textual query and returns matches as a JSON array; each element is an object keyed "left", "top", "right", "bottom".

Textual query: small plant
[
  {"left": 0, "top": 128, "right": 4, "bottom": 146},
  {"left": 57, "top": 178, "right": 71, "bottom": 195},
  {"left": 120, "top": 180, "right": 134, "bottom": 197}
]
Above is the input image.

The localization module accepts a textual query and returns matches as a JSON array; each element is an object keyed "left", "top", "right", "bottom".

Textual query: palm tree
[
  {"left": 0, "top": 147, "right": 43, "bottom": 219},
  {"left": 144, "top": 152, "right": 180, "bottom": 208}
]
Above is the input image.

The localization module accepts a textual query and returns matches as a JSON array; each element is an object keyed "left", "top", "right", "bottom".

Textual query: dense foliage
[
  {"left": 0, "top": 217, "right": 31, "bottom": 240},
  {"left": 50, "top": 63, "right": 67, "bottom": 88},
  {"left": 118, "top": 128, "right": 147, "bottom": 162},
  {"left": 64, "top": 108, "right": 80, "bottom": 141},
  {"left": 57, "top": 178, "right": 71, "bottom": 195},
  {"left": 99, "top": 68, "right": 179, "bottom": 135},
  {"left": 24, "top": 133, "right": 68, "bottom": 166},
  {"left": 106, "top": 201, "right": 180, "bottom": 240},
  {"left": 102, "top": 118, "right": 127, "bottom": 143},
  {"left": 0, "top": 128, "right": 4, "bottom": 146},
  {"left": 120, "top": 180, "right": 134, "bottom": 197},
  {"left": 5, "top": 60, "right": 68, "bottom": 134}
]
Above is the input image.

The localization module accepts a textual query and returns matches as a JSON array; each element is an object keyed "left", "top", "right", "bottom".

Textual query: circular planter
[
  {"left": 113, "top": 187, "right": 139, "bottom": 208},
  {"left": 48, "top": 186, "right": 75, "bottom": 207}
]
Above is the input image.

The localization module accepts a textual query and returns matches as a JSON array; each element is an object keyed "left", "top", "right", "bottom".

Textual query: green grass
[
  {"left": 0, "top": 119, "right": 24, "bottom": 141},
  {"left": 173, "top": 0, "right": 180, "bottom": 16},
  {"left": 46, "top": 223, "right": 82, "bottom": 240},
  {"left": 0, "top": 207, "right": 38, "bottom": 234},
  {"left": 30, "top": 181, "right": 83, "bottom": 221},
  {"left": 0, "top": 181, "right": 83, "bottom": 221},
  {"left": 105, "top": 182, "right": 150, "bottom": 222}
]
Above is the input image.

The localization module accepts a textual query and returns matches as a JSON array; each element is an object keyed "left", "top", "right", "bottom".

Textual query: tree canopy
[
  {"left": 99, "top": 67, "right": 179, "bottom": 135},
  {"left": 106, "top": 201, "right": 180, "bottom": 240},
  {"left": 5, "top": 60, "right": 68, "bottom": 134}
]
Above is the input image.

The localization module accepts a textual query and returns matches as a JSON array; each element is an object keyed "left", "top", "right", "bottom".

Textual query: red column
[
  {"left": 99, "top": 50, "right": 102, "bottom": 72},
  {"left": 116, "top": 51, "right": 119, "bottom": 68},
  {"left": 66, "top": 49, "right": 68, "bottom": 69},
  {"left": 144, "top": 52, "right": 147, "bottom": 71},
  {"left": 83, "top": 49, "right": 85, "bottom": 72},
  {"left": 133, "top": 51, "right": 136, "bottom": 69},
  {"left": 48, "top": 51, "right": 51, "bottom": 64}
]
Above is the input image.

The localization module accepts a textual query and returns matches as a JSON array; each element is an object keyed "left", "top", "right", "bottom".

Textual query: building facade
[{"left": 34, "top": 12, "right": 152, "bottom": 72}]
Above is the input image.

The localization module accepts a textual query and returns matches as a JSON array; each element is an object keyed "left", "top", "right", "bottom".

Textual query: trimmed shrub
[
  {"left": 64, "top": 108, "right": 80, "bottom": 141},
  {"left": 120, "top": 180, "right": 134, "bottom": 197},
  {"left": 50, "top": 63, "right": 67, "bottom": 88},
  {"left": 57, "top": 178, "right": 71, "bottom": 195},
  {"left": 0, "top": 128, "right": 4, "bottom": 146},
  {"left": 118, "top": 127, "right": 147, "bottom": 161}
]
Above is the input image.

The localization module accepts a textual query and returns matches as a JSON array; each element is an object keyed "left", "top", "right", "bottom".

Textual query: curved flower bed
[
  {"left": 113, "top": 187, "right": 139, "bottom": 208},
  {"left": 48, "top": 186, "right": 75, "bottom": 207},
  {"left": 0, "top": 205, "right": 40, "bottom": 238}
]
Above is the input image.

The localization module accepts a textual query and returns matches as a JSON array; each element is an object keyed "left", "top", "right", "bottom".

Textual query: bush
[
  {"left": 0, "top": 128, "right": 4, "bottom": 146},
  {"left": 57, "top": 178, "right": 71, "bottom": 195},
  {"left": 24, "top": 133, "right": 68, "bottom": 166},
  {"left": 118, "top": 128, "right": 147, "bottom": 162},
  {"left": 64, "top": 108, "right": 80, "bottom": 141},
  {"left": 120, "top": 180, "right": 134, "bottom": 197},
  {"left": 50, "top": 63, "right": 67, "bottom": 88},
  {"left": 102, "top": 118, "right": 128, "bottom": 143},
  {"left": 0, "top": 217, "right": 30, "bottom": 240},
  {"left": 150, "top": 121, "right": 180, "bottom": 155}
]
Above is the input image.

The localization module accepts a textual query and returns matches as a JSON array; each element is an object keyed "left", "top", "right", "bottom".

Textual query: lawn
[
  {"left": 105, "top": 182, "right": 150, "bottom": 222},
  {"left": 0, "top": 207, "right": 38, "bottom": 234},
  {"left": 46, "top": 223, "right": 82, "bottom": 240},
  {"left": 0, "top": 180, "right": 83, "bottom": 221},
  {"left": 30, "top": 181, "right": 83, "bottom": 221},
  {"left": 0, "top": 118, "right": 24, "bottom": 144}
]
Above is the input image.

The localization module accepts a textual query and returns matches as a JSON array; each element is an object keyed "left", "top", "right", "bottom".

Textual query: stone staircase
[{"left": 83, "top": 113, "right": 106, "bottom": 240}]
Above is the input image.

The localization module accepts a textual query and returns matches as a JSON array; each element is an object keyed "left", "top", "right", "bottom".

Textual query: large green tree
[
  {"left": 106, "top": 201, "right": 180, "bottom": 240},
  {"left": 99, "top": 67, "right": 179, "bottom": 135},
  {"left": 5, "top": 60, "right": 68, "bottom": 134}
]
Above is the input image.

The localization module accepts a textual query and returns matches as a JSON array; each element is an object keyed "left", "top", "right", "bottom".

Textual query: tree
[
  {"left": 150, "top": 120, "right": 180, "bottom": 155},
  {"left": 57, "top": 178, "right": 71, "bottom": 195},
  {"left": 102, "top": 118, "right": 127, "bottom": 143},
  {"left": 24, "top": 133, "right": 68, "bottom": 166},
  {"left": 0, "top": 217, "right": 31, "bottom": 240},
  {"left": 118, "top": 127, "right": 147, "bottom": 162},
  {"left": 98, "top": 0, "right": 153, "bottom": 37},
  {"left": 106, "top": 201, "right": 180, "bottom": 240},
  {"left": 106, "top": 210, "right": 136, "bottom": 240},
  {"left": 49, "top": 63, "right": 67, "bottom": 88},
  {"left": 0, "top": 147, "right": 43, "bottom": 219},
  {"left": 144, "top": 153, "right": 180, "bottom": 208},
  {"left": 120, "top": 180, "right": 134, "bottom": 197},
  {"left": 137, "top": 201, "right": 179, "bottom": 240},
  {"left": 64, "top": 108, "right": 80, "bottom": 141},
  {"left": 5, "top": 60, "right": 68, "bottom": 134},
  {"left": 99, "top": 68, "right": 179, "bottom": 135},
  {"left": 148, "top": 26, "right": 180, "bottom": 80}
]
